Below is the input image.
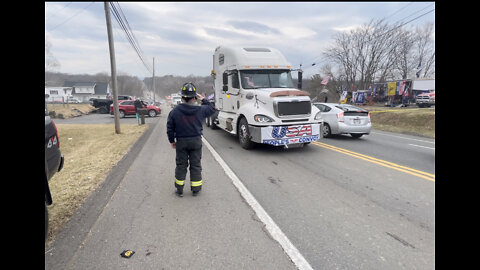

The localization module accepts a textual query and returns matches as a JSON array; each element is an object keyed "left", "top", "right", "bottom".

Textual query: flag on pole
[
  {"left": 321, "top": 74, "right": 331, "bottom": 85},
  {"left": 416, "top": 62, "right": 423, "bottom": 78},
  {"left": 340, "top": 90, "right": 348, "bottom": 102},
  {"left": 387, "top": 82, "right": 396, "bottom": 96},
  {"left": 399, "top": 81, "right": 406, "bottom": 95}
]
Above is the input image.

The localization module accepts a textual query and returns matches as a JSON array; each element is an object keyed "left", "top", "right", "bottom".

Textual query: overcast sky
[{"left": 45, "top": 2, "right": 435, "bottom": 80}]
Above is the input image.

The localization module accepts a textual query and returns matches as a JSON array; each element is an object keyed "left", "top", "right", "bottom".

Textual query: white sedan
[{"left": 313, "top": 103, "right": 371, "bottom": 138}]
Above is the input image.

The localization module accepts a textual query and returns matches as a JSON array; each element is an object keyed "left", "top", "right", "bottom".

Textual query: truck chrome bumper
[{"left": 249, "top": 122, "right": 323, "bottom": 146}]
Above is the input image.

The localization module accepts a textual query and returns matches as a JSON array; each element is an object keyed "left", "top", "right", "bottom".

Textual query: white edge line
[
  {"left": 408, "top": 144, "right": 435, "bottom": 150},
  {"left": 371, "top": 131, "right": 435, "bottom": 144},
  {"left": 202, "top": 137, "right": 314, "bottom": 270}
]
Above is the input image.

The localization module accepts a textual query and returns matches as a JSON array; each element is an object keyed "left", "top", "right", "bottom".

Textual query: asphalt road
[
  {"left": 202, "top": 117, "right": 435, "bottom": 269},
  {"left": 46, "top": 106, "right": 435, "bottom": 269}
]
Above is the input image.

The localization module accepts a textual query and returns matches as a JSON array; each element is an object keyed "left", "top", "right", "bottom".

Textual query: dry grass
[
  {"left": 369, "top": 107, "right": 435, "bottom": 138},
  {"left": 45, "top": 123, "right": 148, "bottom": 247}
]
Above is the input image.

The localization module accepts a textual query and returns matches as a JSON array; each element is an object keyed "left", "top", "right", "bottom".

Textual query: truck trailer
[{"left": 210, "top": 46, "right": 323, "bottom": 149}]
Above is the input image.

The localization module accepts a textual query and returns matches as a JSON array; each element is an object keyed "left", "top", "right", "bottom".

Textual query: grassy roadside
[
  {"left": 366, "top": 106, "right": 435, "bottom": 138},
  {"left": 45, "top": 123, "right": 148, "bottom": 247}
]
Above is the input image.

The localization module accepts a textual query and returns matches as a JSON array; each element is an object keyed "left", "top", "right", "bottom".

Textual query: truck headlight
[
  {"left": 315, "top": 111, "right": 322, "bottom": 120},
  {"left": 254, "top": 114, "right": 274, "bottom": 123}
]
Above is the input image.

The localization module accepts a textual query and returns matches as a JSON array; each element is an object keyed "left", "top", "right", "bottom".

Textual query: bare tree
[
  {"left": 45, "top": 35, "right": 60, "bottom": 72},
  {"left": 323, "top": 19, "right": 435, "bottom": 88},
  {"left": 413, "top": 22, "right": 435, "bottom": 78}
]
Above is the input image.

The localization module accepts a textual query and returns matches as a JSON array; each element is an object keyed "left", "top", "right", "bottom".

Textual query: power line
[
  {"left": 47, "top": 2, "right": 95, "bottom": 31},
  {"left": 304, "top": 7, "right": 435, "bottom": 71},
  {"left": 109, "top": 2, "right": 152, "bottom": 75},
  {"left": 393, "top": 3, "right": 434, "bottom": 25},
  {"left": 373, "top": 8, "right": 435, "bottom": 39},
  {"left": 380, "top": 2, "right": 414, "bottom": 22},
  {"left": 45, "top": 2, "right": 73, "bottom": 23}
]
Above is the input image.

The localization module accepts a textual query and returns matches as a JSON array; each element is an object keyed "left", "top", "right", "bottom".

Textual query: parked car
[
  {"left": 67, "top": 97, "right": 81, "bottom": 103},
  {"left": 313, "top": 103, "right": 371, "bottom": 138},
  {"left": 45, "top": 107, "right": 64, "bottom": 241},
  {"left": 91, "top": 95, "right": 134, "bottom": 114},
  {"left": 110, "top": 100, "right": 161, "bottom": 118}
]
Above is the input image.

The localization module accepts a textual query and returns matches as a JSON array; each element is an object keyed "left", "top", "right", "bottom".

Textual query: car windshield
[{"left": 240, "top": 70, "right": 294, "bottom": 89}]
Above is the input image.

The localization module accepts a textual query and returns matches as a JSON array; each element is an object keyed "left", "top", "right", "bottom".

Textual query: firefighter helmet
[{"left": 181, "top": 82, "right": 197, "bottom": 98}]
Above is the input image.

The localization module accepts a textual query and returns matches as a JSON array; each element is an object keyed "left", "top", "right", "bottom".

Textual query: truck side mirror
[
  {"left": 298, "top": 70, "right": 303, "bottom": 89},
  {"left": 222, "top": 72, "right": 228, "bottom": 92}
]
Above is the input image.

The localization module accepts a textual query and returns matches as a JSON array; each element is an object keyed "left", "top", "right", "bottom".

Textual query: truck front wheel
[{"left": 238, "top": 117, "right": 254, "bottom": 149}]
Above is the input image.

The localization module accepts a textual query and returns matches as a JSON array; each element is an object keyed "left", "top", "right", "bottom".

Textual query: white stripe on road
[
  {"left": 371, "top": 131, "right": 435, "bottom": 144},
  {"left": 408, "top": 144, "right": 435, "bottom": 150},
  {"left": 202, "top": 137, "right": 314, "bottom": 270}
]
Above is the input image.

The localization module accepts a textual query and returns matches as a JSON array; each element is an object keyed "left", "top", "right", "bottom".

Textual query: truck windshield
[{"left": 240, "top": 70, "right": 294, "bottom": 89}]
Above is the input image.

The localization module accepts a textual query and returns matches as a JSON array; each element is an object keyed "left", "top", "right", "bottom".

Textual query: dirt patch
[{"left": 47, "top": 104, "right": 96, "bottom": 119}]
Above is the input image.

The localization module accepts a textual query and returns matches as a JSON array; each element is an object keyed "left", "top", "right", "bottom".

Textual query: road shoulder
[{"left": 46, "top": 113, "right": 296, "bottom": 269}]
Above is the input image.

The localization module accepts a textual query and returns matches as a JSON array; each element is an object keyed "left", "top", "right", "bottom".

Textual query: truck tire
[
  {"left": 238, "top": 117, "right": 255, "bottom": 149},
  {"left": 211, "top": 117, "right": 218, "bottom": 129},
  {"left": 45, "top": 202, "right": 48, "bottom": 241},
  {"left": 99, "top": 106, "right": 108, "bottom": 114},
  {"left": 210, "top": 111, "right": 219, "bottom": 130}
]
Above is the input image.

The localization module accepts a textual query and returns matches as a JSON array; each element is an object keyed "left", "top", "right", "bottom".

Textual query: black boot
[
  {"left": 176, "top": 188, "right": 184, "bottom": 197},
  {"left": 192, "top": 190, "right": 199, "bottom": 196}
]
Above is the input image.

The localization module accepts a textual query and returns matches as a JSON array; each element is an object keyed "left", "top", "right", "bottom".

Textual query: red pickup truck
[
  {"left": 110, "top": 100, "right": 161, "bottom": 118},
  {"left": 416, "top": 91, "right": 435, "bottom": 108}
]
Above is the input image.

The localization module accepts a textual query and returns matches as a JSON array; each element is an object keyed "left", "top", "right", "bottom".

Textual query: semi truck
[
  {"left": 209, "top": 46, "right": 323, "bottom": 149},
  {"left": 170, "top": 93, "right": 182, "bottom": 108}
]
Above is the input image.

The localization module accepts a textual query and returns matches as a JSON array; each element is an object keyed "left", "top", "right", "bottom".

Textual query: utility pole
[
  {"left": 104, "top": 2, "right": 121, "bottom": 134},
  {"left": 152, "top": 57, "right": 155, "bottom": 104}
]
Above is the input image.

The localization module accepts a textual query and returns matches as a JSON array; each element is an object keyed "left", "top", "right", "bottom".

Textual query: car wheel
[
  {"left": 238, "top": 117, "right": 254, "bottom": 149},
  {"left": 119, "top": 110, "right": 125, "bottom": 118},
  {"left": 148, "top": 110, "right": 156, "bottom": 117},
  {"left": 323, "top": 123, "right": 332, "bottom": 138}
]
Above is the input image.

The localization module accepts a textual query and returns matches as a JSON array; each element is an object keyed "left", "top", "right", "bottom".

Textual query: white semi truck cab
[{"left": 210, "top": 46, "right": 323, "bottom": 149}]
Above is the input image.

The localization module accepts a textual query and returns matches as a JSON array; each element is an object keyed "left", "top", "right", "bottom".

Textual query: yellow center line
[{"left": 312, "top": 141, "right": 435, "bottom": 182}]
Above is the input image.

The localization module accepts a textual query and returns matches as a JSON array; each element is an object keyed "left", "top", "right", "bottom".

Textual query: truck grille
[{"left": 275, "top": 101, "right": 311, "bottom": 117}]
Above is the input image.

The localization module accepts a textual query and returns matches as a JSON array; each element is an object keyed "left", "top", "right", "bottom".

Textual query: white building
[
  {"left": 45, "top": 87, "right": 73, "bottom": 103},
  {"left": 45, "top": 82, "right": 111, "bottom": 103}
]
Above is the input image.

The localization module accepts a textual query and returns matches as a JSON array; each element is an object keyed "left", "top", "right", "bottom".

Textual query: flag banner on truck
[{"left": 261, "top": 124, "right": 321, "bottom": 146}]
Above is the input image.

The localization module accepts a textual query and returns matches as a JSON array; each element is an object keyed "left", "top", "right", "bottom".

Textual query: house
[
  {"left": 45, "top": 87, "right": 73, "bottom": 103},
  {"left": 63, "top": 81, "right": 111, "bottom": 102}
]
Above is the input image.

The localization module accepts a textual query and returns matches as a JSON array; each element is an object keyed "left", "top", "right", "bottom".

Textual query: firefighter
[{"left": 166, "top": 82, "right": 215, "bottom": 197}]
